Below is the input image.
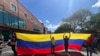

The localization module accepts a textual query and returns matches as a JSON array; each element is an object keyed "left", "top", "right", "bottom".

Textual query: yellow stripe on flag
[
  {"left": 70, "top": 33, "right": 91, "bottom": 40},
  {"left": 16, "top": 33, "right": 51, "bottom": 42},
  {"left": 16, "top": 33, "right": 66, "bottom": 42},
  {"left": 16, "top": 32, "right": 91, "bottom": 42}
]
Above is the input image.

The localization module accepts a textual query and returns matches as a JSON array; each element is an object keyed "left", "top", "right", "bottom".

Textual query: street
[{"left": 1, "top": 46, "right": 14, "bottom": 56}]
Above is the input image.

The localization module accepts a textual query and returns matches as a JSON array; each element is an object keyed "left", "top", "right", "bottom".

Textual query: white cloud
[
  {"left": 48, "top": 24, "right": 60, "bottom": 29},
  {"left": 45, "top": 20, "right": 60, "bottom": 32},
  {"left": 46, "top": 20, "right": 50, "bottom": 23},
  {"left": 92, "top": 0, "right": 100, "bottom": 8}
]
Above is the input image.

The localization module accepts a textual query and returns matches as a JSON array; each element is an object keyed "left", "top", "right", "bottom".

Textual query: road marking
[{"left": 2, "top": 50, "right": 13, "bottom": 54}]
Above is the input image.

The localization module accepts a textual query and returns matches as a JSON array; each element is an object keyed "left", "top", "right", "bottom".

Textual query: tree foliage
[
  {"left": 55, "top": 9, "right": 92, "bottom": 33},
  {"left": 54, "top": 23, "right": 73, "bottom": 33},
  {"left": 63, "top": 9, "right": 91, "bottom": 31},
  {"left": 86, "top": 13, "right": 100, "bottom": 30}
]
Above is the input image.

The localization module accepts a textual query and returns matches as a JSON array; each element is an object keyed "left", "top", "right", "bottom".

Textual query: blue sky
[{"left": 19, "top": 0, "right": 100, "bottom": 32}]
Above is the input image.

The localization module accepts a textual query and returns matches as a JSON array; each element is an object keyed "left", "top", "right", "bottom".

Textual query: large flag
[
  {"left": 16, "top": 33, "right": 66, "bottom": 55},
  {"left": 68, "top": 33, "right": 91, "bottom": 50},
  {"left": 16, "top": 32, "right": 91, "bottom": 55}
]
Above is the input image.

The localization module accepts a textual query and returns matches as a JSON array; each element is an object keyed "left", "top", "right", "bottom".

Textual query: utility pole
[{"left": 17, "top": 0, "right": 19, "bottom": 29}]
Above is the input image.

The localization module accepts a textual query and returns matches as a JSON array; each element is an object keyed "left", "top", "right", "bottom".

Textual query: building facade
[
  {"left": 0, "top": 0, "right": 48, "bottom": 33},
  {"left": 0, "top": 0, "right": 47, "bottom": 40}
]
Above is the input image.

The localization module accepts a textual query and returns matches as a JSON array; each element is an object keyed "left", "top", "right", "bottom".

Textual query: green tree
[
  {"left": 54, "top": 23, "right": 73, "bottom": 33},
  {"left": 63, "top": 9, "right": 91, "bottom": 32},
  {"left": 86, "top": 13, "right": 100, "bottom": 30},
  {"left": 54, "top": 9, "right": 93, "bottom": 33}
]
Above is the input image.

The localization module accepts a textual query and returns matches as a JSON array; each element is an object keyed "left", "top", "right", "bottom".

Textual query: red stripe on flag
[
  {"left": 68, "top": 44, "right": 82, "bottom": 50},
  {"left": 16, "top": 44, "right": 65, "bottom": 55}
]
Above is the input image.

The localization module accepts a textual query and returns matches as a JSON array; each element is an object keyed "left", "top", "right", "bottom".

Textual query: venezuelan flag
[
  {"left": 16, "top": 33, "right": 66, "bottom": 55},
  {"left": 68, "top": 33, "right": 91, "bottom": 50}
]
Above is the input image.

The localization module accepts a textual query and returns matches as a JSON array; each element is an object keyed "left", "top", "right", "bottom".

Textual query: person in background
[
  {"left": 0, "top": 31, "right": 4, "bottom": 54},
  {"left": 8, "top": 32, "right": 17, "bottom": 56},
  {"left": 51, "top": 37, "right": 56, "bottom": 54},
  {"left": 85, "top": 34, "right": 95, "bottom": 56}
]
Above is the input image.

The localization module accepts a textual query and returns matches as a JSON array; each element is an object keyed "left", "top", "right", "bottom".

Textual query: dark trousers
[
  {"left": 65, "top": 44, "right": 68, "bottom": 52},
  {"left": 51, "top": 45, "right": 55, "bottom": 54},
  {"left": 0, "top": 43, "right": 2, "bottom": 54},
  {"left": 64, "top": 40, "right": 68, "bottom": 52},
  {"left": 0, "top": 48, "right": 2, "bottom": 54},
  {"left": 86, "top": 45, "right": 93, "bottom": 56},
  {"left": 11, "top": 45, "right": 17, "bottom": 56}
]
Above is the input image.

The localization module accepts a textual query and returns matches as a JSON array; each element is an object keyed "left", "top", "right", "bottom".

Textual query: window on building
[
  {"left": 21, "top": 20, "right": 26, "bottom": 29},
  {"left": 0, "top": 9, "right": 3, "bottom": 24},
  {"left": 33, "top": 25, "right": 40, "bottom": 32},
  {"left": 4, "top": 11, "right": 10, "bottom": 26},
  {"left": 19, "top": 19, "right": 26, "bottom": 29},
  {"left": 30, "top": 18, "right": 33, "bottom": 22},
  {"left": 11, "top": 4, "right": 16, "bottom": 12},
  {"left": 24, "top": 13, "right": 27, "bottom": 18},
  {"left": 0, "top": 9, "right": 26, "bottom": 29},
  {"left": 11, "top": 15, "right": 18, "bottom": 27},
  {"left": 9, "top": 14, "right": 12, "bottom": 26}
]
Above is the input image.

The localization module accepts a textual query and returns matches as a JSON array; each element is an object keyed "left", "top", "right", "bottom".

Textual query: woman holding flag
[
  {"left": 51, "top": 37, "right": 56, "bottom": 54},
  {"left": 8, "top": 32, "right": 17, "bottom": 56}
]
